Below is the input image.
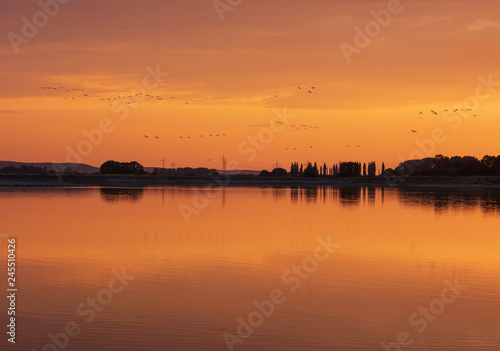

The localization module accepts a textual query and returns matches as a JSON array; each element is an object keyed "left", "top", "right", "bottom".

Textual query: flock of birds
[
  {"left": 268, "top": 86, "right": 317, "bottom": 99},
  {"left": 291, "top": 124, "right": 320, "bottom": 132},
  {"left": 297, "top": 86, "right": 316, "bottom": 94},
  {"left": 411, "top": 109, "right": 478, "bottom": 133},
  {"left": 42, "top": 83, "right": 319, "bottom": 106},
  {"left": 143, "top": 133, "right": 228, "bottom": 140},
  {"left": 249, "top": 122, "right": 319, "bottom": 133},
  {"left": 41, "top": 86, "right": 84, "bottom": 92},
  {"left": 99, "top": 93, "right": 190, "bottom": 106},
  {"left": 41, "top": 86, "right": 87, "bottom": 101},
  {"left": 39, "top": 83, "right": 368, "bottom": 152},
  {"left": 418, "top": 108, "right": 475, "bottom": 118},
  {"left": 180, "top": 134, "right": 228, "bottom": 139},
  {"left": 41, "top": 84, "right": 482, "bottom": 153},
  {"left": 40, "top": 87, "right": 191, "bottom": 105}
]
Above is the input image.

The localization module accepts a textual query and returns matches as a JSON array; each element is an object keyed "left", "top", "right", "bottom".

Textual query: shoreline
[{"left": 1, "top": 175, "right": 500, "bottom": 188}]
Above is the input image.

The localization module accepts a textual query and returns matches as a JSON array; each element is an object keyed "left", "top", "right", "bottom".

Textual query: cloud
[
  {"left": 0, "top": 110, "right": 21, "bottom": 114},
  {"left": 467, "top": 18, "right": 500, "bottom": 31}
]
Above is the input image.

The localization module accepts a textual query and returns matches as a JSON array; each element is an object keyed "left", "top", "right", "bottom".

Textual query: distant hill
[{"left": 0, "top": 161, "right": 99, "bottom": 174}]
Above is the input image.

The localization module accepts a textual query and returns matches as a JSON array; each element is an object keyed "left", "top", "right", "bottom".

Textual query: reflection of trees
[
  {"left": 288, "top": 187, "right": 323, "bottom": 203},
  {"left": 290, "top": 188, "right": 299, "bottom": 203},
  {"left": 100, "top": 188, "right": 144, "bottom": 203},
  {"left": 397, "top": 187, "right": 500, "bottom": 214},
  {"left": 339, "top": 187, "right": 361, "bottom": 206},
  {"left": 479, "top": 189, "right": 500, "bottom": 214},
  {"left": 286, "top": 186, "right": 500, "bottom": 214},
  {"left": 367, "top": 187, "right": 376, "bottom": 205},
  {"left": 289, "top": 186, "right": 362, "bottom": 205},
  {"left": 303, "top": 188, "right": 318, "bottom": 202}
]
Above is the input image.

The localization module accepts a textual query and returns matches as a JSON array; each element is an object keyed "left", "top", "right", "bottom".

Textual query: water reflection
[
  {"left": 397, "top": 187, "right": 500, "bottom": 214},
  {"left": 283, "top": 186, "right": 500, "bottom": 214},
  {"left": 0, "top": 186, "right": 499, "bottom": 351},
  {"left": 100, "top": 188, "right": 144, "bottom": 202}
]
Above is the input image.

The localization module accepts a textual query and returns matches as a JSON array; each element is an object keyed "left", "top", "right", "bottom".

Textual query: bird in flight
[
  {"left": 307, "top": 91, "right": 312, "bottom": 94},
  {"left": 155, "top": 136, "right": 159, "bottom": 139},
  {"left": 144, "top": 135, "right": 149, "bottom": 138},
  {"left": 411, "top": 130, "right": 418, "bottom": 133}
]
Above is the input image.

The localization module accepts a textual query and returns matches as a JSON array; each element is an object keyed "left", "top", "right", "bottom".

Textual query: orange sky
[{"left": 1, "top": 0, "right": 499, "bottom": 170}]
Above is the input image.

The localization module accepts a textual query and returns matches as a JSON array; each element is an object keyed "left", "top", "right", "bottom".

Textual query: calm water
[{"left": 1, "top": 186, "right": 500, "bottom": 350}]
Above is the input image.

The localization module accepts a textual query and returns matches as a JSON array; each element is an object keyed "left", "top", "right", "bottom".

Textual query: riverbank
[{"left": 2, "top": 174, "right": 500, "bottom": 188}]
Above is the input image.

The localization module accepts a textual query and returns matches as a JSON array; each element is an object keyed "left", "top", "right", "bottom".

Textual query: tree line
[
  {"left": 389, "top": 154, "right": 500, "bottom": 177},
  {"left": 262, "top": 160, "right": 386, "bottom": 177},
  {"left": 261, "top": 154, "right": 500, "bottom": 178},
  {"left": 2, "top": 155, "right": 500, "bottom": 177}
]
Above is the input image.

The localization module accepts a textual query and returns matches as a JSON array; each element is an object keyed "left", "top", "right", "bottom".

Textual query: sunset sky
[{"left": 1, "top": 0, "right": 499, "bottom": 170}]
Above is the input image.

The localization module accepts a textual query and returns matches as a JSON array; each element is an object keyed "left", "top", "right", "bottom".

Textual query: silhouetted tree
[
  {"left": 368, "top": 162, "right": 376, "bottom": 177},
  {"left": 363, "top": 163, "right": 367, "bottom": 176},
  {"left": 303, "top": 162, "right": 319, "bottom": 177},
  {"left": 272, "top": 168, "right": 287, "bottom": 177},
  {"left": 333, "top": 164, "right": 338, "bottom": 176},
  {"left": 393, "top": 154, "right": 500, "bottom": 177},
  {"left": 339, "top": 162, "right": 361, "bottom": 177},
  {"left": 100, "top": 161, "right": 145, "bottom": 174}
]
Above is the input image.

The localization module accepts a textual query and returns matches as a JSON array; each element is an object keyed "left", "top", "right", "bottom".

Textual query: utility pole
[
  {"left": 221, "top": 155, "right": 227, "bottom": 173},
  {"left": 160, "top": 157, "right": 166, "bottom": 175}
]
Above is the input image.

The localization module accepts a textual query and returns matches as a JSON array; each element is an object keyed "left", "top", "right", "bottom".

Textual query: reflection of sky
[{"left": 0, "top": 187, "right": 499, "bottom": 350}]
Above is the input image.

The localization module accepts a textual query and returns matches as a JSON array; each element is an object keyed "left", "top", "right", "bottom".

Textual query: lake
[{"left": 0, "top": 186, "right": 499, "bottom": 350}]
